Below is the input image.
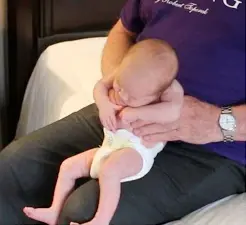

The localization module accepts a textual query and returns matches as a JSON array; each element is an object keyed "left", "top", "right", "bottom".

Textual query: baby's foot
[{"left": 23, "top": 207, "right": 58, "bottom": 225}]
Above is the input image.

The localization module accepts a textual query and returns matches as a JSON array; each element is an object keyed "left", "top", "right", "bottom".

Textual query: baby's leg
[
  {"left": 71, "top": 148, "right": 143, "bottom": 225},
  {"left": 23, "top": 148, "right": 98, "bottom": 225}
]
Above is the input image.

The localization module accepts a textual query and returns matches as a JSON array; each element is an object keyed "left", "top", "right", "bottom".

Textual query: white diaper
[{"left": 90, "top": 128, "right": 165, "bottom": 182}]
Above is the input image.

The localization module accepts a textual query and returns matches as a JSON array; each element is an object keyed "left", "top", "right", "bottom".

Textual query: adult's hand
[{"left": 132, "top": 96, "right": 223, "bottom": 144}]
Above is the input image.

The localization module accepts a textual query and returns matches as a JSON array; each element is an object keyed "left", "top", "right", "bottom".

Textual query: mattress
[{"left": 16, "top": 37, "right": 246, "bottom": 225}]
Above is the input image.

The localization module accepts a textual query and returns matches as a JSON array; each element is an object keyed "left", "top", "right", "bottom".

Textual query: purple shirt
[{"left": 120, "top": 0, "right": 246, "bottom": 165}]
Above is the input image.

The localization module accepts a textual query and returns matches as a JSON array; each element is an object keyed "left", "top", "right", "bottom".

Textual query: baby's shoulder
[
  {"left": 160, "top": 80, "right": 184, "bottom": 101},
  {"left": 168, "top": 80, "right": 183, "bottom": 92}
]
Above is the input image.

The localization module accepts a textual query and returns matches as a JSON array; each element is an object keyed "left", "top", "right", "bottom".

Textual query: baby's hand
[
  {"left": 99, "top": 100, "right": 122, "bottom": 132},
  {"left": 119, "top": 107, "right": 139, "bottom": 124}
]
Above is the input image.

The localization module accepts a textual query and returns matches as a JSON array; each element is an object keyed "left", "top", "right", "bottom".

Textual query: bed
[{"left": 8, "top": 1, "right": 245, "bottom": 225}]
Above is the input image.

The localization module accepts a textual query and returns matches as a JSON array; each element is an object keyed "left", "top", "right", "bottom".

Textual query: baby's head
[{"left": 113, "top": 39, "right": 178, "bottom": 107}]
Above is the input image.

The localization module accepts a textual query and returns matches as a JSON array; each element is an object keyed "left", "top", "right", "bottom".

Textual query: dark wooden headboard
[{"left": 7, "top": 0, "right": 125, "bottom": 142}]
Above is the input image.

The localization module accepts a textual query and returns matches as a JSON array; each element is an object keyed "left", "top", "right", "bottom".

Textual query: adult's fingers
[
  {"left": 143, "top": 129, "right": 180, "bottom": 142},
  {"left": 133, "top": 122, "right": 179, "bottom": 137},
  {"left": 130, "top": 120, "right": 153, "bottom": 129}
]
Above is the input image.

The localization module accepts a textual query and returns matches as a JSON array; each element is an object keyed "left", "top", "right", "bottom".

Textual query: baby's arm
[
  {"left": 138, "top": 80, "right": 183, "bottom": 123},
  {"left": 94, "top": 74, "right": 122, "bottom": 131},
  {"left": 121, "top": 80, "right": 184, "bottom": 124},
  {"left": 93, "top": 73, "right": 115, "bottom": 108}
]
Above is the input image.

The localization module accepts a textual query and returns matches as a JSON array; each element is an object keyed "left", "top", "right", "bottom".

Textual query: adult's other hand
[{"left": 132, "top": 96, "right": 223, "bottom": 144}]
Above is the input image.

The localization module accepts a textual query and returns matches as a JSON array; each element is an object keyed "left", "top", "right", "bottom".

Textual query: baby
[{"left": 23, "top": 39, "right": 183, "bottom": 225}]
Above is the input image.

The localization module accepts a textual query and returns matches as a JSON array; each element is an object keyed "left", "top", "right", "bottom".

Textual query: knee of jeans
[
  {"left": 58, "top": 180, "right": 99, "bottom": 224},
  {"left": 0, "top": 158, "right": 16, "bottom": 192}
]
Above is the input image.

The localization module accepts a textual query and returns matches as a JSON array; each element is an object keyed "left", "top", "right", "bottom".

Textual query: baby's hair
[{"left": 124, "top": 39, "right": 178, "bottom": 95}]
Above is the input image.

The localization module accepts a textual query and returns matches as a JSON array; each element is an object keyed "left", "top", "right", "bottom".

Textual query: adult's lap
[
  {"left": 0, "top": 104, "right": 244, "bottom": 225},
  {"left": 58, "top": 142, "right": 245, "bottom": 225}
]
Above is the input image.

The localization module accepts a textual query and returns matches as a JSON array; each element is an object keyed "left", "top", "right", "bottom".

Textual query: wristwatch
[{"left": 218, "top": 106, "right": 237, "bottom": 142}]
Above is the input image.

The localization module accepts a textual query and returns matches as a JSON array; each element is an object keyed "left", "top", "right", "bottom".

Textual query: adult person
[{"left": 0, "top": 0, "right": 245, "bottom": 224}]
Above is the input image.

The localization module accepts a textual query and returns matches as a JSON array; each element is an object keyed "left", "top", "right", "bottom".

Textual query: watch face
[{"left": 219, "top": 114, "right": 236, "bottom": 131}]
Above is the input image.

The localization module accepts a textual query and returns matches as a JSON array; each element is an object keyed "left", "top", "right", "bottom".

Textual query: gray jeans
[{"left": 0, "top": 104, "right": 245, "bottom": 225}]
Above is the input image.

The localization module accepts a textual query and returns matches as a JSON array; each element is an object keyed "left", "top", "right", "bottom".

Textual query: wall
[{"left": 0, "top": 0, "right": 8, "bottom": 148}]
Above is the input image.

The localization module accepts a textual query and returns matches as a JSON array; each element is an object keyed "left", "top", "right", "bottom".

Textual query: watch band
[
  {"left": 223, "top": 134, "right": 234, "bottom": 142},
  {"left": 221, "top": 106, "right": 232, "bottom": 114}
]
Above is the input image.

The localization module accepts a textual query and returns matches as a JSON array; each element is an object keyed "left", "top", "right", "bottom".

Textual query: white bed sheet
[
  {"left": 16, "top": 37, "right": 105, "bottom": 138},
  {"left": 16, "top": 37, "right": 246, "bottom": 225}
]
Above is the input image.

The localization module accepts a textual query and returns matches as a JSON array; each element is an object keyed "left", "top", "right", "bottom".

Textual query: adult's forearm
[
  {"left": 101, "top": 20, "right": 135, "bottom": 77},
  {"left": 178, "top": 97, "right": 245, "bottom": 144}
]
